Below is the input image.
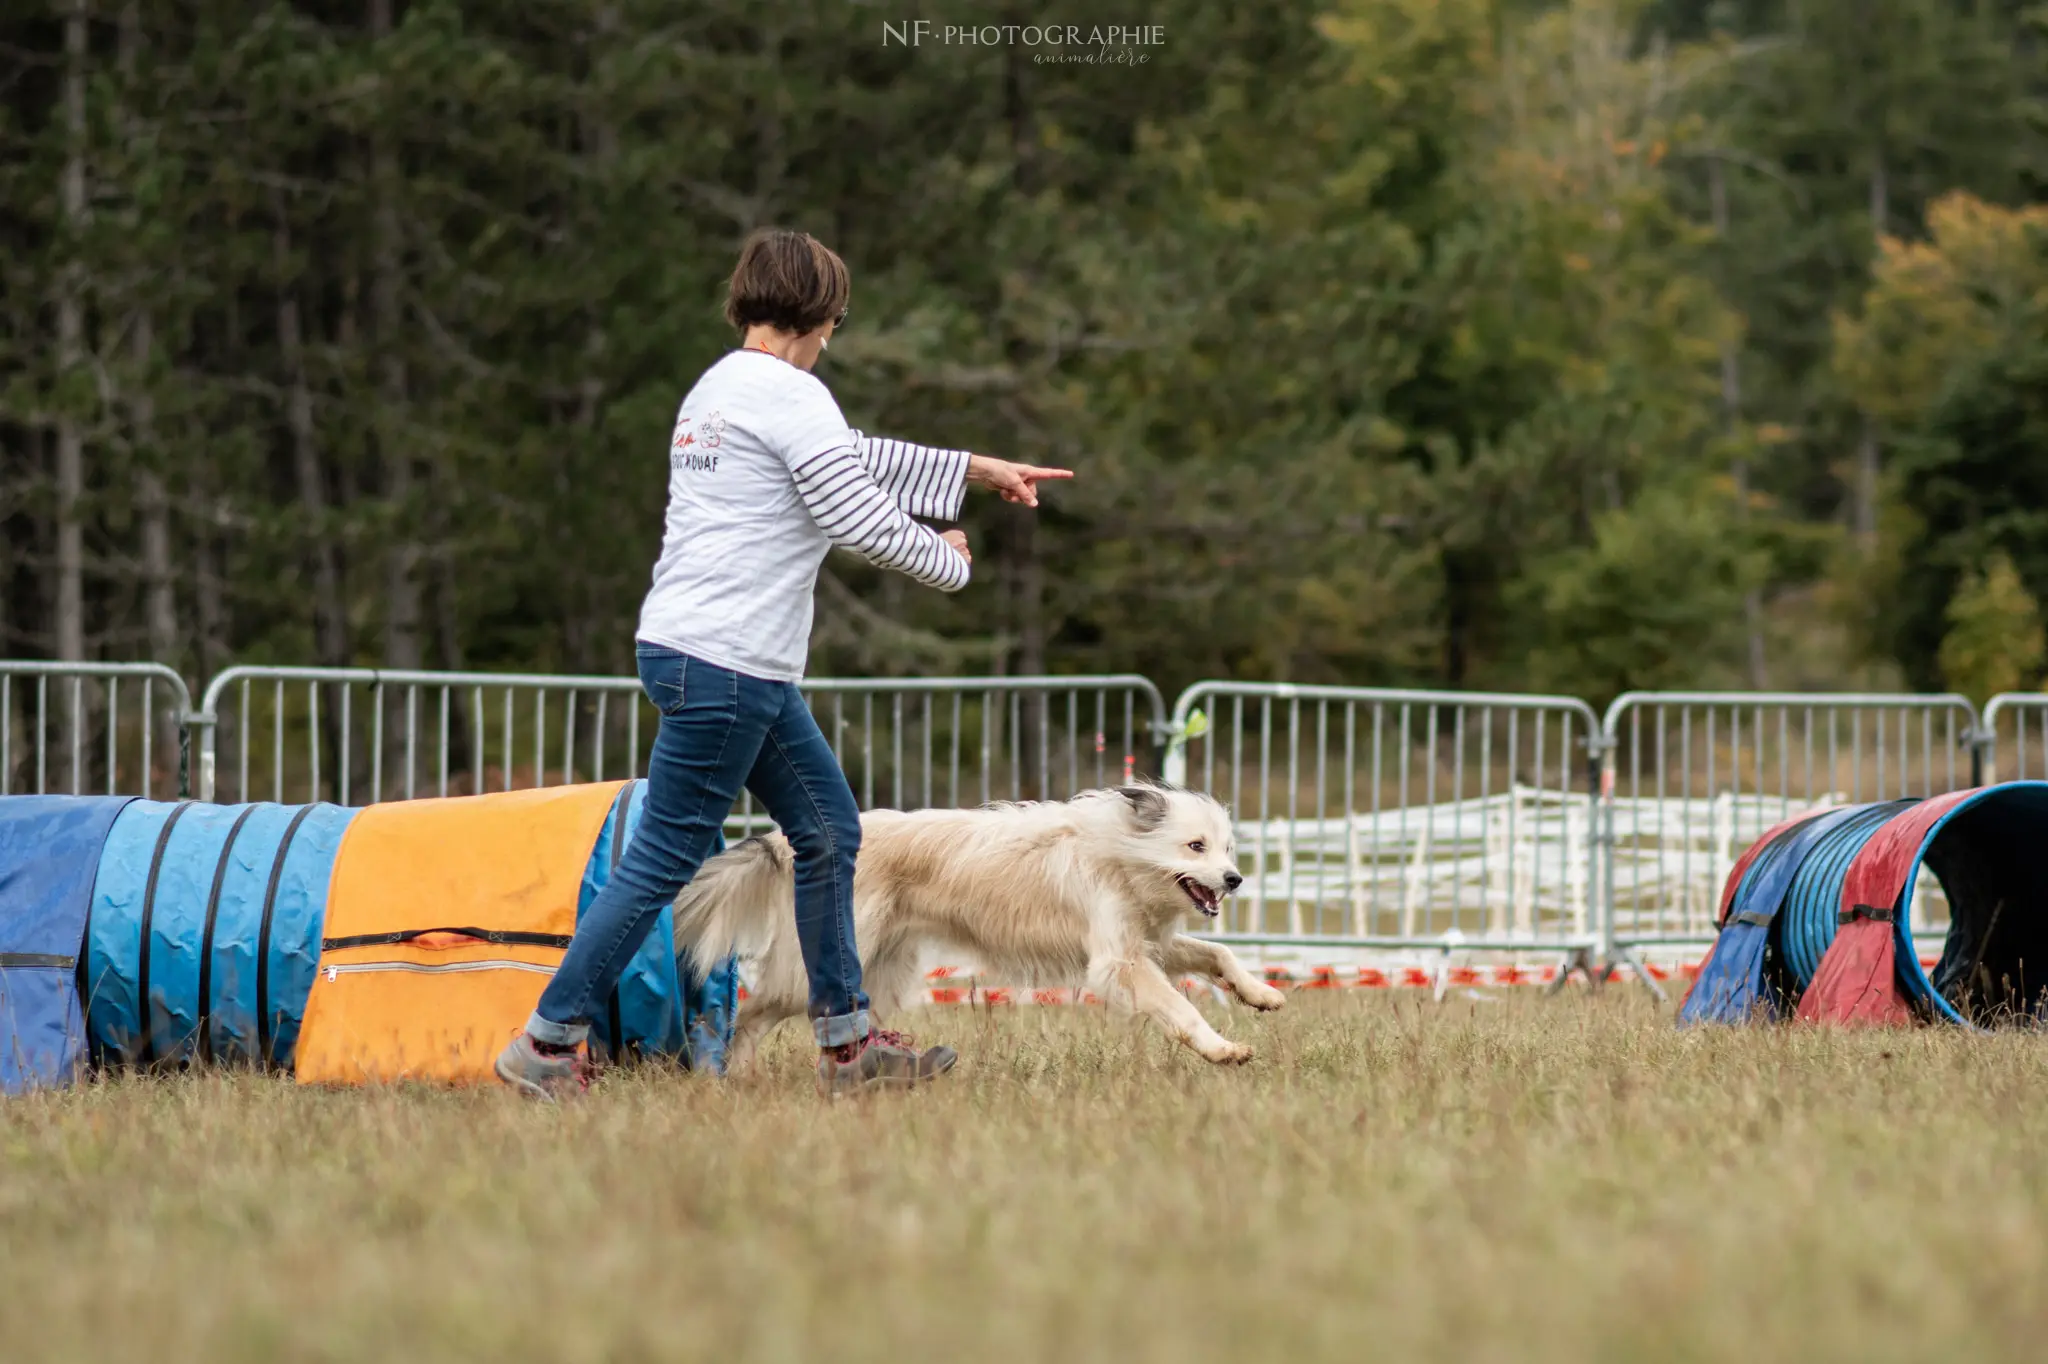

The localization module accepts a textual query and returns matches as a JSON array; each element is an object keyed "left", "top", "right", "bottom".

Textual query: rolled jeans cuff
[
  {"left": 526, "top": 1010, "right": 589, "bottom": 1048},
  {"left": 813, "top": 1009, "right": 872, "bottom": 1049}
]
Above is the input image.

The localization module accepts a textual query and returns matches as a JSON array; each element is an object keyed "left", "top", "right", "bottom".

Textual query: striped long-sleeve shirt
[
  {"left": 636, "top": 349, "right": 972, "bottom": 682},
  {"left": 849, "top": 431, "right": 973, "bottom": 522}
]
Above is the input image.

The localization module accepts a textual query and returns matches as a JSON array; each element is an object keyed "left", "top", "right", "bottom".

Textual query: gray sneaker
[
  {"left": 816, "top": 1029, "right": 958, "bottom": 1098},
  {"left": 493, "top": 1032, "right": 590, "bottom": 1102}
]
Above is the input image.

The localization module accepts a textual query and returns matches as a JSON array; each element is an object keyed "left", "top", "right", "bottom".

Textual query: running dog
[{"left": 673, "top": 783, "right": 1286, "bottom": 1066}]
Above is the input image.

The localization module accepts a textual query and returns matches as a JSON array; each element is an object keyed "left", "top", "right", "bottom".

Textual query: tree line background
[{"left": 3, "top": 0, "right": 2046, "bottom": 707}]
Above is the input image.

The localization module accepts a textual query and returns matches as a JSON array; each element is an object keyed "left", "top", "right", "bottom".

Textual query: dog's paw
[
  {"left": 1238, "top": 981, "right": 1288, "bottom": 1012},
  {"left": 1202, "top": 1040, "right": 1255, "bottom": 1065}
]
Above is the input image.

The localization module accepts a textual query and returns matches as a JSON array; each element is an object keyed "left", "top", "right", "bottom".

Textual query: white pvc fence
[
  {"left": 1237, "top": 787, "right": 1952, "bottom": 952},
  {"left": 1232, "top": 785, "right": 1594, "bottom": 943},
  {"left": 1604, "top": 789, "right": 1833, "bottom": 937}
]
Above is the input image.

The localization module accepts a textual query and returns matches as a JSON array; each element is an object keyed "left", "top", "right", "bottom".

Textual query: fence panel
[
  {"left": 0, "top": 662, "right": 193, "bottom": 798},
  {"left": 194, "top": 667, "right": 1170, "bottom": 831},
  {"left": 11, "top": 657, "right": 2003, "bottom": 964},
  {"left": 1601, "top": 692, "right": 1981, "bottom": 952},
  {"left": 1163, "top": 682, "right": 1604, "bottom": 949},
  {"left": 782, "top": 677, "right": 1170, "bottom": 831},
  {"left": 1982, "top": 693, "right": 2048, "bottom": 784}
]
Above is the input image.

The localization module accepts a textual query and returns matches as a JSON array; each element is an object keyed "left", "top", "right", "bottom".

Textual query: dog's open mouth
[{"left": 1177, "top": 875, "right": 1221, "bottom": 917}]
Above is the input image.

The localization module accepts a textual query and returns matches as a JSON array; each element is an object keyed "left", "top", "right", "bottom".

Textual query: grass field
[{"left": 4, "top": 992, "right": 2046, "bottom": 1363}]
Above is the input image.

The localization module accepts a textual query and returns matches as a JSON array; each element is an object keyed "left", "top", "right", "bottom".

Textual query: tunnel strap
[
  {"left": 255, "top": 804, "right": 320, "bottom": 1069},
  {"left": 1730, "top": 910, "right": 1776, "bottom": 928},
  {"left": 1840, "top": 903, "right": 1897, "bottom": 926},
  {"left": 135, "top": 801, "right": 197, "bottom": 1067},
  {"left": 195, "top": 806, "right": 260, "bottom": 1065},
  {"left": 321, "top": 927, "right": 573, "bottom": 951},
  {"left": 1, "top": 953, "right": 76, "bottom": 969}
]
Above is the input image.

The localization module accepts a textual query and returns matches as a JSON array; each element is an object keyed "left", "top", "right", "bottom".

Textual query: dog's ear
[{"left": 1117, "top": 785, "right": 1169, "bottom": 830}]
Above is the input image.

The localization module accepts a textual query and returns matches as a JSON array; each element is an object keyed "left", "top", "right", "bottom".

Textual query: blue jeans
[{"left": 529, "top": 646, "right": 870, "bottom": 1049}]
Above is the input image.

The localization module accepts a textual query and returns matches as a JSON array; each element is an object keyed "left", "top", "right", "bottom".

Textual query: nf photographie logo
[{"left": 882, "top": 21, "right": 1165, "bottom": 65}]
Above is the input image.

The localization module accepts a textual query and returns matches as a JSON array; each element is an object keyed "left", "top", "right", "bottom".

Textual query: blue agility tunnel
[
  {"left": 0, "top": 797, "right": 136, "bottom": 1093},
  {"left": 1679, "top": 800, "right": 1916, "bottom": 1027},
  {"left": 1687, "top": 781, "right": 2048, "bottom": 1028},
  {"left": 83, "top": 800, "right": 357, "bottom": 1069}
]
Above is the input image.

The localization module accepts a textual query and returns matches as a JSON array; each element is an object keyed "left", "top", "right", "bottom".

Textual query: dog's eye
[{"left": 1187, "top": 840, "right": 1206, "bottom": 854}]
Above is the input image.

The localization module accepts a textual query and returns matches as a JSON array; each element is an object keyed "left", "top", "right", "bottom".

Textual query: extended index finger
[{"left": 1024, "top": 466, "right": 1076, "bottom": 481}]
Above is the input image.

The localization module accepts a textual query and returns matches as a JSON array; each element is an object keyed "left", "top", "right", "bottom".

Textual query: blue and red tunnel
[{"left": 1680, "top": 782, "right": 2048, "bottom": 1027}]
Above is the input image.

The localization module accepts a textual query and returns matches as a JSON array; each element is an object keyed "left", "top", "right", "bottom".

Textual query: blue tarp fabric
[
  {"left": 579, "top": 779, "right": 740, "bottom": 1073},
  {"left": 1677, "top": 816, "right": 1809, "bottom": 1026},
  {"left": 0, "top": 796, "right": 135, "bottom": 1092}
]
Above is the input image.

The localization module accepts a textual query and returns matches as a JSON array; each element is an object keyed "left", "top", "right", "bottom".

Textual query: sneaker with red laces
[
  {"left": 815, "top": 1028, "right": 957, "bottom": 1098},
  {"left": 493, "top": 1031, "right": 591, "bottom": 1102}
]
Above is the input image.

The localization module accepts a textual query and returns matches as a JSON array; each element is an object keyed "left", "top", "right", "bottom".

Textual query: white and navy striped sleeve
[
  {"left": 771, "top": 378, "right": 970, "bottom": 592},
  {"left": 848, "top": 430, "right": 970, "bottom": 521}
]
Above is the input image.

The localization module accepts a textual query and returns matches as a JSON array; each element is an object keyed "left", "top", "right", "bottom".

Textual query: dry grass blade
[{"left": 3, "top": 994, "right": 2046, "bottom": 1362}]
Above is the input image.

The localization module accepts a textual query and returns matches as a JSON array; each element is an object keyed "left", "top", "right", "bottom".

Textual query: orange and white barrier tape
[
  {"left": 911, "top": 958, "right": 1726, "bottom": 1004},
  {"left": 729, "top": 955, "right": 1949, "bottom": 1006}
]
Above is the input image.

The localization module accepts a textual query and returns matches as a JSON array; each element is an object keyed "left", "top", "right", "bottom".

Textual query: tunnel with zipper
[{"left": 294, "top": 783, "right": 624, "bottom": 1085}]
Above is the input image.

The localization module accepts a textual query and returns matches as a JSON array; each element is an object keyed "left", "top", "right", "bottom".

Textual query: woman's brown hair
[{"left": 723, "top": 228, "right": 850, "bottom": 335}]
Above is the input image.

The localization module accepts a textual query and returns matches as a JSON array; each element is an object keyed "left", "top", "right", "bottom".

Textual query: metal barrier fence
[
  {"left": 0, "top": 662, "right": 193, "bottom": 798},
  {"left": 194, "top": 666, "right": 1170, "bottom": 834},
  {"left": 1981, "top": 693, "right": 2048, "bottom": 784},
  {"left": 1163, "top": 682, "right": 1605, "bottom": 954},
  {"left": 1599, "top": 692, "right": 1982, "bottom": 956},
  {"left": 11, "top": 656, "right": 2033, "bottom": 972}
]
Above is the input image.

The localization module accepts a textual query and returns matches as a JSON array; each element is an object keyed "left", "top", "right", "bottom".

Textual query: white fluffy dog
[{"left": 674, "top": 784, "right": 1287, "bottom": 1065}]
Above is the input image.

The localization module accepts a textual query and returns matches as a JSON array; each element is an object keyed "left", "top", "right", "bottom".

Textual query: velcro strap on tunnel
[
  {"left": 0, "top": 952, "right": 77, "bottom": 969},
  {"left": 1839, "top": 903, "right": 1897, "bottom": 925}
]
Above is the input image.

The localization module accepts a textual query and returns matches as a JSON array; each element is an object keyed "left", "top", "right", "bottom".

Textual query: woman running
[{"left": 494, "top": 228, "right": 1070, "bottom": 1098}]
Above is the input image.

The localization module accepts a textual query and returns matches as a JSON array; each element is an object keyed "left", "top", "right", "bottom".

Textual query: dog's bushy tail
[{"left": 674, "top": 834, "right": 794, "bottom": 982}]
